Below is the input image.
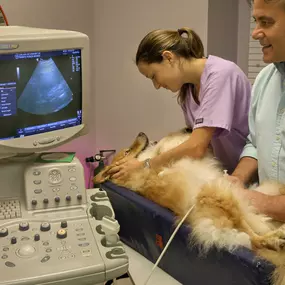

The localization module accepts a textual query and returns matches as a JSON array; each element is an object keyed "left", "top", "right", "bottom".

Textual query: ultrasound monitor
[
  {"left": 0, "top": 26, "right": 89, "bottom": 158},
  {"left": 0, "top": 49, "right": 82, "bottom": 137}
]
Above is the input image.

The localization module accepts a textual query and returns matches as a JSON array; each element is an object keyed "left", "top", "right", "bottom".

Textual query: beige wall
[
  {"left": 237, "top": 0, "right": 251, "bottom": 73},
  {"left": 93, "top": 0, "right": 209, "bottom": 151},
  {"left": 207, "top": 0, "right": 251, "bottom": 73},
  {"left": 207, "top": 0, "right": 239, "bottom": 63}
]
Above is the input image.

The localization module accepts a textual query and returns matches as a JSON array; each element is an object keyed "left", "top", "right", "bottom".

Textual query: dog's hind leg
[
  {"left": 244, "top": 223, "right": 285, "bottom": 251},
  {"left": 189, "top": 205, "right": 252, "bottom": 254},
  {"left": 189, "top": 208, "right": 285, "bottom": 253},
  {"left": 189, "top": 180, "right": 285, "bottom": 254},
  {"left": 188, "top": 180, "right": 255, "bottom": 253}
]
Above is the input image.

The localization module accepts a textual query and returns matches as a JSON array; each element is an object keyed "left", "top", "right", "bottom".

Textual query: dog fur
[{"left": 94, "top": 129, "right": 285, "bottom": 285}]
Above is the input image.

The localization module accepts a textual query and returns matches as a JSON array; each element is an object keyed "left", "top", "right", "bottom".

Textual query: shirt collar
[{"left": 274, "top": 62, "right": 285, "bottom": 75}]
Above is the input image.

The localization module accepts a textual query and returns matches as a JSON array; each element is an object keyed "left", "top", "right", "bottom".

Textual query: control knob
[
  {"left": 0, "top": 228, "right": 8, "bottom": 237},
  {"left": 19, "top": 222, "right": 29, "bottom": 231},
  {"left": 40, "top": 222, "right": 51, "bottom": 232},
  {"left": 11, "top": 237, "right": 17, "bottom": 244},
  {"left": 57, "top": 229, "right": 67, "bottom": 239},
  {"left": 34, "top": 234, "right": 40, "bottom": 241},
  {"left": 61, "top": 221, "right": 68, "bottom": 228}
]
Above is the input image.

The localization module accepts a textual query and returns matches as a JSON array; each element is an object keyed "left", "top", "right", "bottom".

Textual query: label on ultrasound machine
[
  {"left": 37, "top": 152, "right": 75, "bottom": 163},
  {"left": 0, "top": 6, "right": 8, "bottom": 26}
]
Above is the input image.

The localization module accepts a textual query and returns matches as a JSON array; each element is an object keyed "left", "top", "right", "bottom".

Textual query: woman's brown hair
[{"left": 136, "top": 27, "right": 205, "bottom": 105}]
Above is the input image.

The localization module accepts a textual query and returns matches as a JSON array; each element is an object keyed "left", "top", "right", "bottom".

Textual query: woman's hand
[{"left": 107, "top": 158, "right": 144, "bottom": 180}]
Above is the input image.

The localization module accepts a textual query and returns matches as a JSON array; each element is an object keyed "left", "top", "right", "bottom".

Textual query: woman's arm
[{"left": 149, "top": 127, "right": 215, "bottom": 169}]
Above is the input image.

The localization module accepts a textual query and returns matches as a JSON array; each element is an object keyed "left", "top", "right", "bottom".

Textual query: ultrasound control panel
[
  {"left": 24, "top": 155, "right": 87, "bottom": 211},
  {"left": 0, "top": 154, "right": 128, "bottom": 285}
]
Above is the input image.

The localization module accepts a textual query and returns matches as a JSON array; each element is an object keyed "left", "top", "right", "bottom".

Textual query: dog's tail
[{"left": 257, "top": 249, "right": 285, "bottom": 285}]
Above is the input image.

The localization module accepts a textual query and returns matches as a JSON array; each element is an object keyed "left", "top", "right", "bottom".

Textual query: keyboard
[{"left": 0, "top": 199, "right": 21, "bottom": 220}]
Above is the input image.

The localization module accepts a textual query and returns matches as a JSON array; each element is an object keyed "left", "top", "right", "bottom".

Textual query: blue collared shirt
[{"left": 241, "top": 62, "right": 285, "bottom": 183}]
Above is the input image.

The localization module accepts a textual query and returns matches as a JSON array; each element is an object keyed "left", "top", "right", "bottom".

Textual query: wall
[
  {"left": 207, "top": 0, "right": 251, "bottom": 74},
  {"left": 93, "top": 0, "right": 209, "bottom": 152},
  {"left": 207, "top": 0, "right": 239, "bottom": 63},
  {"left": 237, "top": 0, "right": 251, "bottom": 73}
]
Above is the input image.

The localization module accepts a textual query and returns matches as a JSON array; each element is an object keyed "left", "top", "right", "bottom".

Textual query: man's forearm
[
  {"left": 231, "top": 156, "right": 258, "bottom": 185},
  {"left": 241, "top": 189, "right": 285, "bottom": 222}
]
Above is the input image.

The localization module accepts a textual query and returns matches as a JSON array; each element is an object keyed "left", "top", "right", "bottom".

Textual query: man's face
[{"left": 252, "top": 0, "right": 285, "bottom": 63}]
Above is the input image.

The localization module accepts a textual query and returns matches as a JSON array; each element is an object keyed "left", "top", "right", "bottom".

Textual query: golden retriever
[{"left": 94, "top": 128, "right": 285, "bottom": 285}]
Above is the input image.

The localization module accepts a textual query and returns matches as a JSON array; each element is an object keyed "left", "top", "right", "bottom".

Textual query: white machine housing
[
  {"left": 0, "top": 26, "right": 128, "bottom": 285},
  {"left": 0, "top": 26, "right": 90, "bottom": 158}
]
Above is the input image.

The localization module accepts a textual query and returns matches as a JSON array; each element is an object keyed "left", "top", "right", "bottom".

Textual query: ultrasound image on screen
[
  {"left": 0, "top": 49, "right": 82, "bottom": 140},
  {"left": 18, "top": 58, "right": 73, "bottom": 115}
]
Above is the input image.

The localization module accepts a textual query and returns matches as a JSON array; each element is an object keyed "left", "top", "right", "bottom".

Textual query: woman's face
[{"left": 137, "top": 52, "right": 185, "bottom": 93}]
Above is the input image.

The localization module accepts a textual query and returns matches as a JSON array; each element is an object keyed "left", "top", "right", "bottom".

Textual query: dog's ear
[{"left": 93, "top": 166, "right": 112, "bottom": 184}]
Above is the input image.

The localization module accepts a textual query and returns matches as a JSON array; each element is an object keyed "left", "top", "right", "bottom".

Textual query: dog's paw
[{"left": 258, "top": 229, "right": 285, "bottom": 251}]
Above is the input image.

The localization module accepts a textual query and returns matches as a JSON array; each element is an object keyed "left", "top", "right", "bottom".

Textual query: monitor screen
[{"left": 0, "top": 49, "right": 82, "bottom": 140}]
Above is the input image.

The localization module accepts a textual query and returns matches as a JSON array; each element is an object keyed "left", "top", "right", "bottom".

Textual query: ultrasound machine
[{"left": 0, "top": 26, "right": 128, "bottom": 284}]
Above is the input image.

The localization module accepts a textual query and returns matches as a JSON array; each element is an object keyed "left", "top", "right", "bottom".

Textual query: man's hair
[{"left": 249, "top": 0, "right": 285, "bottom": 8}]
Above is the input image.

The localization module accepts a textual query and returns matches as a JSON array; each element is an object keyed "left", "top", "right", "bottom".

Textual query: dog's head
[{"left": 93, "top": 132, "right": 149, "bottom": 184}]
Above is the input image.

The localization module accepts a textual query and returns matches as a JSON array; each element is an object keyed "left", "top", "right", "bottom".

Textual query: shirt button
[
  {"left": 276, "top": 136, "right": 280, "bottom": 141},
  {"left": 272, "top": 162, "right": 276, "bottom": 167}
]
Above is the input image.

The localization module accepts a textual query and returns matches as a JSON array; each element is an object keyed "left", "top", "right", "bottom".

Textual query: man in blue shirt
[{"left": 231, "top": 0, "right": 285, "bottom": 221}]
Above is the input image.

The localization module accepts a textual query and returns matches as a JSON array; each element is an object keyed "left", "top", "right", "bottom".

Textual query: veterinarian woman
[{"left": 107, "top": 27, "right": 252, "bottom": 179}]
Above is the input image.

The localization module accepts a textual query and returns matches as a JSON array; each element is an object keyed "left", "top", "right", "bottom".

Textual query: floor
[
  {"left": 111, "top": 245, "right": 181, "bottom": 285},
  {"left": 104, "top": 274, "right": 133, "bottom": 285},
  {"left": 113, "top": 279, "right": 133, "bottom": 285},
  {"left": 101, "top": 243, "right": 180, "bottom": 285}
]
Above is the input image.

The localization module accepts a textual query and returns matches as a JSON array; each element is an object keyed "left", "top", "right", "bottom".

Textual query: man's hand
[
  {"left": 230, "top": 157, "right": 258, "bottom": 186},
  {"left": 226, "top": 175, "right": 245, "bottom": 188}
]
